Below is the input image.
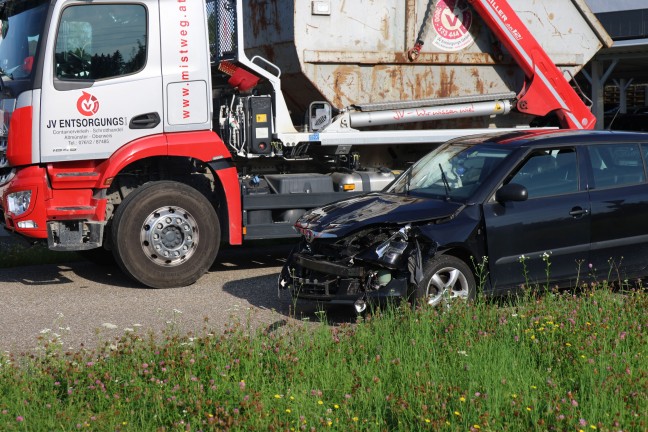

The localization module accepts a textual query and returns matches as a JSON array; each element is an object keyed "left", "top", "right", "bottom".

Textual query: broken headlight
[{"left": 358, "top": 224, "right": 411, "bottom": 269}]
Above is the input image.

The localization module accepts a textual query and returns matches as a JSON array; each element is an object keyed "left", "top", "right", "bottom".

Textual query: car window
[
  {"left": 508, "top": 148, "right": 578, "bottom": 199},
  {"left": 55, "top": 4, "right": 147, "bottom": 81},
  {"left": 387, "top": 143, "right": 512, "bottom": 202},
  {"left": 588, "top": 144, "right": 645, "bottom": 189}
]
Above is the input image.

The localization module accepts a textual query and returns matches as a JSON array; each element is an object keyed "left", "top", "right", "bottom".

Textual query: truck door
[
  {"left": 39, "top": 1, "right": 163, "bottom": 162},
  {"left": 483, "top": 148, "right": 591, "bottom": 292}
]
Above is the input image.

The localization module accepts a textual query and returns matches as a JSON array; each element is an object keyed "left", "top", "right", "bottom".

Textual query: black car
[{"left": 278, "top": 130, "right": 648, "bottom": 312}]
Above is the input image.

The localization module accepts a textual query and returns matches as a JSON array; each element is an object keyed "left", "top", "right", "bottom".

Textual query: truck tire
[
  {"left": 415, "top": 255, "right": 476, "bottom": 308},
  {"left": 111, "top": 181, "right": 220, "bottom": 288}
]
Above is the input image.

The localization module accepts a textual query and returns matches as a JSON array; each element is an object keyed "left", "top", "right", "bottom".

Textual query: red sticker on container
[{"left": 432, "top": 0, "right": 474, "bottom": 52}]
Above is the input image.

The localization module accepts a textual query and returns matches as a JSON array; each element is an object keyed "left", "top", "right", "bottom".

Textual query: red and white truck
[{"left": 0, "top": 0, "right": 610, "bottom": 287}]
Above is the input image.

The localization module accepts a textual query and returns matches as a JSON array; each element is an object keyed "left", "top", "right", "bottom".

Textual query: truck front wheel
[{"left": 111, "top": 181, "right": 220, "bottom": 288}]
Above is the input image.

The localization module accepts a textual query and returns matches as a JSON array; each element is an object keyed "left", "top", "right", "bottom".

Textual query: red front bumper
[{"left": 1, "top": 165, "right": 105, "bottom": 240}]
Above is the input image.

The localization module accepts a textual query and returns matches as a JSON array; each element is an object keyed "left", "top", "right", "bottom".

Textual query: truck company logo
[
  {"left": 77, "top": 92, "right": 100, "bottom": 117},
  {"left": 45, "top": 90, "right": 126, "bottom": 153},
  {"left": 432, "top": 0, "right": 474, "bottom": 52}
]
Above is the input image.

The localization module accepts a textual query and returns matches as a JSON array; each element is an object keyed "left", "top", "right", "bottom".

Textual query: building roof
[{"left": 585, "top": 3, "right": 648, "bottom": 84}]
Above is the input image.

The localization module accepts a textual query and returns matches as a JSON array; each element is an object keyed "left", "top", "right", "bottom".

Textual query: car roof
[{"left": 450, "top": 129, "right": 648, "bottom": 148}]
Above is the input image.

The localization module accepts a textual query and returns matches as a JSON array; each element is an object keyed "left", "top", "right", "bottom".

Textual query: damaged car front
[{"left": 278, "top": 139, "right": 515, "bottom": 311}]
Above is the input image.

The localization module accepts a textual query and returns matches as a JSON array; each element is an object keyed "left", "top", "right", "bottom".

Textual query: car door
[
  {"left": 586, "top": 143, "right": 648, "bottom": 282},
  {"left": 483, "top": 147, "right": 590, "bottom": 293}
]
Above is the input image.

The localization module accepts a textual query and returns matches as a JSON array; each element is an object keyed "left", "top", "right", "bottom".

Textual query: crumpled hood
[{"left": 295, "top": 192, "right": 464, "bottom": 237}]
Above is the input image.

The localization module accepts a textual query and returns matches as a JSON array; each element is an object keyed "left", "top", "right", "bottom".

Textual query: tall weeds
[{"left": 0, "top": 286, "right": 645, "bottom": 431}]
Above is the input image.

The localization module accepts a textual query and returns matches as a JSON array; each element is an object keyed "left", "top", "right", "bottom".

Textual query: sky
[{"left": 584, "top": 0, "right": 647, "bottom": 13}]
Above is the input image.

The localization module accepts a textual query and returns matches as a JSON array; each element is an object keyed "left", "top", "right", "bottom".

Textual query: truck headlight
[{"left": 7, "top": 190, "right": 32, "bottom": 216}]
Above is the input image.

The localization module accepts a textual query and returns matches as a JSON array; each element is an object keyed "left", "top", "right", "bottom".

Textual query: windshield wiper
[{"left": 438, "top": 163, "right": 451, "bottom": 201}]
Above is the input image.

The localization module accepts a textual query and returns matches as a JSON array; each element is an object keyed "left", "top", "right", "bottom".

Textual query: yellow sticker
[{"left": 256, "top": 114, "right": 267, "bottom": 123}]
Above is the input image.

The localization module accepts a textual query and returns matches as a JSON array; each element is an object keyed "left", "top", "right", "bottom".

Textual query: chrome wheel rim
[
  {"left": 139, "top": 206, "right": 198, "bottom": 267},
  {"left": 425, "top": 266, "right": 470, "bottom": 307}
]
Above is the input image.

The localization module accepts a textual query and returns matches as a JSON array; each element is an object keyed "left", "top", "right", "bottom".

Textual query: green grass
[{"left": 0, "top": 286, "right": 645, "bottom": 431}]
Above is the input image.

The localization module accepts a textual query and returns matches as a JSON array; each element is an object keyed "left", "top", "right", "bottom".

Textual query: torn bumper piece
[
  {"left": 279, "top": 251, "right": 409, "bottom": 305},
  {"left": 293, "top": 254, "right": 364, "bottom": 278}
]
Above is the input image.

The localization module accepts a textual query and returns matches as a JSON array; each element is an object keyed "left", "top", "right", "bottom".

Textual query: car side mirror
[{"left": 496, "top": 183, "right": 528, "bottom": 203}]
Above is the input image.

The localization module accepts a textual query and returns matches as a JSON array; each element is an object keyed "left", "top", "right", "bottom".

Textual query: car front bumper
[{"left": 279, "top": 250, "right": 410, "bottom": 305}]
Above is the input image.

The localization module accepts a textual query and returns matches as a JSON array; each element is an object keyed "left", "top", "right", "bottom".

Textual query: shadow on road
[
  {"left": 1, "top": 241, "right": 363, "bottom": 327},
  {"left": 210, "top": 241, "right": 295, "bottom": 271},
  {"left": 0, "top": 264, "right": 77, "bottom": 286},
  {"left": 0, "top": 261, "right": 146, "bottom": 290},
  {"left": 72, "top": 263, "right": 146, "bottom": 289},
  {"left": 213, "top": 241, "right": 358, "bottom": 324},
  {"left": 221, "top": 273, "right": 357, "bottom": 326},
  {"left": 0, "top": 241, "right": 296, "bottom": 288}
]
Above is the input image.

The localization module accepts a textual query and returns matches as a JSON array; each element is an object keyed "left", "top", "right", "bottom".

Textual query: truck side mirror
[{"left": 496, "top": 183, "right": 528, "bottom": 203}]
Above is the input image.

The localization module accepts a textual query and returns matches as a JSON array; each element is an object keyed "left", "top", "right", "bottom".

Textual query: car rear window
[{"left": 588, "top": 143, "right": 646, "bottom": 189}]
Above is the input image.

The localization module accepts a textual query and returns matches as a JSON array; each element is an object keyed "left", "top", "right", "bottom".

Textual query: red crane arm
[{"left": 468, "top": 0, "right": 596, "bottom": 129}]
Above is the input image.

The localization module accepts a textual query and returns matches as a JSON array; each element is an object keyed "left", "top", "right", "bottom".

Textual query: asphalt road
[{"left": 0, "top": 240, "right": 353, "bottom": 354}]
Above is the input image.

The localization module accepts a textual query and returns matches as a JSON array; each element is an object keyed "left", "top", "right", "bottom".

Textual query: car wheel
[
  {"left": 415, "top": 255, "right": 476, "bottom": 308},
  {"left": 111, "top": 181, "right": 220, "bottom": 288}
]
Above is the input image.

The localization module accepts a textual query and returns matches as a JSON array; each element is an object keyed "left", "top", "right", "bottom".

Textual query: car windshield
[
  {"left": 0, "top": 0, "right": 49, "bottom": 81},
  {"left": 387, "top": 142, "right": 513, "bottom": 201}
]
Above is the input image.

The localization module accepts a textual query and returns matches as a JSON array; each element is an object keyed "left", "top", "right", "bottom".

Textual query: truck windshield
[
  {"left": 387, "top": 143, "right": 513, "bottom": 202},
  {"left": 0, "top": 0, "right": 49, "bottom": 81}
]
